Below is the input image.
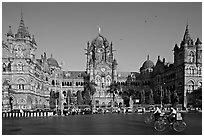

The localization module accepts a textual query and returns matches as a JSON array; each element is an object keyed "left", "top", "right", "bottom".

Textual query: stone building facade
[{"left": 2, "top": 13, "right": 202, "bottom": 111}]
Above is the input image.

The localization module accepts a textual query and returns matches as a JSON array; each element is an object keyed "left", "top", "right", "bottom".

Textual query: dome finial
[
  {"left": 147, "top": 55, "right": 149, "bottom": 60},
  {"left": 98, "top": 25, "right": 101, "bottom": 35},
  {"left": 21, "top": 8, "right": 23, "bottom": 20}
]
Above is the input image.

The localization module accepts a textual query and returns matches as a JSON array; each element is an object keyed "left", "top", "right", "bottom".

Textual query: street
[{"left": 2, "top": 112, "right": 202, "bottom": 135}]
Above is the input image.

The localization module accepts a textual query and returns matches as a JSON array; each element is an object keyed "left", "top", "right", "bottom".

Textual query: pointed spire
[
  {"left": 6, "top": 26, "right": 14, "bottom": 37},
  {"left": 147, "top": 55, "right": 149, "bottom": 60},
  {"left": 16, "top": 9, "right": 27, "bottom": 38},
  {"left": 98, "top": 26, "right": 101, "bottom": 35},
  {"left": 51, "top": 54, "right": 53, "bottom": 58},
  {"left": 195, "top": 38, "right": 202, "bottom": 45},
  {"left": 113, "top": 58, "right": 118, "bottom": 65},
  {"left": 32, "top": 35, "right": 37, "bottom": 45},
  {"left": 182, "top": 22, "right": 193, "bottom": 45},
  {"left": 21, "top": 8, "right": 23, "bottom": 20},
  {"left": 26, "top": 27, "right": 31, "bottom": 38},
  {"left": 173, "top": 44, "right": 179, "bottom": 51}
]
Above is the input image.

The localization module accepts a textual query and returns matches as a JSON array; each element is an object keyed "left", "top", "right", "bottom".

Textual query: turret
[
  {"left": 195, "top": 38, "right": 202, "bottom": 46},
  {"left": 15, "top": 10, "right": 27, "bottom": 39},
  {"left": 173, "top": 44, "right": 179, "bottom": 51},
  {"left": 32, "top": 35, "right": 37, "bottom": 45},
  {"left": 6, "top": 26, "right": 14, "bottom": 38}
]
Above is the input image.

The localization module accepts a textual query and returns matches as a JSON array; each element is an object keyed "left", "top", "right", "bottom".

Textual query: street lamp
[{"left": 160, "top": 83, "right": 166, "bottom": 107}]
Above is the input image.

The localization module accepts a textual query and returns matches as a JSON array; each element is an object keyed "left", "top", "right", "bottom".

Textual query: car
[
  {"left": 126, "top": 107, "right": 133, "bottom": 113},
  {"left": 137, "top": 107, "right": 144, "bottom": 113},
  {"left": 145, "top": 106, "right": 155, "bottom": 113}
]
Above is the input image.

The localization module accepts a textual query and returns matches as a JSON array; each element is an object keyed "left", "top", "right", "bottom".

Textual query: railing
[{"left": 2, "top": 111, "right": 54, "bottom": 118}]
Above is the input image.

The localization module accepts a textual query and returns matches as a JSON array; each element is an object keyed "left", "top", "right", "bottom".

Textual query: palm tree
[{"left": 107, "top": 81, "right": 120, "bottom": 107}]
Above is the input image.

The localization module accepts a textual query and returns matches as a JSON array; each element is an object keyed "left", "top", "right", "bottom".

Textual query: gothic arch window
[
  {"left": 17, "top": 62, "right": 23, "bottom": 71},
  {"left": 52, "top": 80, "right": 55, "bottom": 86},
  {"left": 198, "top": 67, "right": 202, "bottom": 75},
  {"left": 96, "top": 76, "right": 101, "bottom": 86},
  {"left": 63, "top": 91, "right": 66, "bottom": 97},
  {"left": 189, "top": 51, "right": 195, "bottom": 63},
  {"left": 198, "top": 82, "right": 202, "bottom": 88},
  {"left": 62, "top": 82, "right": 64, "bottom": 86},
  {"left": 106, "top": 76, "right": 111, "bottom": 86},
  {"left": 18, "top": 78, "right": 25, "bottom": 90},
  {"left": 187, "top": 80, "right": 194, "bottom": 93},
  {"left": 189, "top": 67, "right": 194, "bottom": 74},
  {"left": 3, "top": 63, "right": 6, "bottom": 72}
]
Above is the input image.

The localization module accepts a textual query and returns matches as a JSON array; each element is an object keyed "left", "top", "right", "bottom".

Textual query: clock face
[
  {"left": 101, "top": 67, "right": 106, "bottom": 72},
  {"left": 97, "top": 48, "right": 104, "bottom": 53}
]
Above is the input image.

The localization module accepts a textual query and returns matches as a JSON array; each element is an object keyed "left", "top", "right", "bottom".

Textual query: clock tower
[{"left": 85, "top": 30, "right": 118, "bottom": 106}]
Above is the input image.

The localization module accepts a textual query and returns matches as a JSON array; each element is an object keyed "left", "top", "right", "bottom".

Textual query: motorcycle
[{"left": 154, "top": 112, "right": 186, "bottom": 132}]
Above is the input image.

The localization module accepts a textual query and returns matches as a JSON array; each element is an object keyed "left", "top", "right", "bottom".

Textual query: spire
[
  {"left": 6, "top": 26, "right": 14, "bottom": 37},
  {"left": 195, "top": 38, "right": 202, "bottom": 45},
  {"left": 21, "top": 8, "right": 23, "bottom": 20},
  {"left": 173, "top": 44, "right": 179, "bottom": 51},
  {"left": 182, "top": 22, "right": 193, "bottom": 45},
  {"left": 26, "top": 27, "right": 31, "bottom": 38},
  {"left": 98, "top": 26, "right": 101, "bottom": 35},
  {"left": 32, "top": 35, "right": 37, "bottom": 45},
  {"left": 51, "top": 54, "right": 53, "bottom": 58},
  {"left": 147, "top": 55, "right": 149, "bottom": 60},
  {"left": 16, "top": 9, "right": 27, "bottom": 38}
]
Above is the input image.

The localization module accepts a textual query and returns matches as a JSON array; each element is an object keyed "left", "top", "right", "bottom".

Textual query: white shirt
[{"left": 154, "top": 107, "right": 161, "bottom": 114}]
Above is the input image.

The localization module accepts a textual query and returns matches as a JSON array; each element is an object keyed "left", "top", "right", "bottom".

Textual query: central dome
[
  {"left": 92, "top": 34, "right": 108, "bottom": 45},
  {"left": 47, "top": 55, "right": 59, "bottom": 67},
  {"left": 141, "top": 55, "right": 154, "bottom": 70},
  {"left": 142, "top": 60, "right": 154, "bottom": 69}
]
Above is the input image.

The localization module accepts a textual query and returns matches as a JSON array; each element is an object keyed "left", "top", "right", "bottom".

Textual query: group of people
[{"left": 153, "top": 106, "right": 177, "bottom": 124}]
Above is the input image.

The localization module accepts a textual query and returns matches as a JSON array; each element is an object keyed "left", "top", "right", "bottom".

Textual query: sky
[{"left": 2, "top": 2, "right": 202, "bottom": 72}]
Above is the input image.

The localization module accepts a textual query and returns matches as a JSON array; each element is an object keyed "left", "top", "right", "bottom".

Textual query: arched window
[
  {"left": 106, "top": 77, "right": 111, "bottom": 86},
  {"left": 62, "top": 82, "right": 64, "bottom": 86},
  {"left": 96, "top": 76, "right": 101, "bottom": 86},
  {"left": 17, "top": 62, "right": 23, "bottom": 71},
  {"left": 18, "top": 78, "right": 25, "bottom": 90},
  {"left": 198, "top": 67, "right": 202, "bottom": 75},
  {"left": 188, "top": 80, "right": 194, "bottom": 93},
  {"left": 198, "top": 82, "right": 202, "bottom": 88},
  {"left": 63, "top": 91, "right": 66, "bottom": 97},
  {"left": 3, "top": 63, "right": 6, "bottom": 72},
  {"left": 52, "top": 80, "right": 55, "bottom": 86},
  {"left": 189, "top": 67, "right": 193, "bottom": 74},
  {"left": 189, "top": 51, "right": 195, "bottom": 63}
]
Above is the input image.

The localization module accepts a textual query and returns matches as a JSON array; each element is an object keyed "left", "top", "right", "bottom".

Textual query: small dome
[
  {"left": 92, "top": 34, "right": 108, "bottom": 45},
  {"left": 141, "top": 55, "right": 154, "bottom": 69},
  {"left": 47, "top": 55, "right": 59, "bottom": 67}
]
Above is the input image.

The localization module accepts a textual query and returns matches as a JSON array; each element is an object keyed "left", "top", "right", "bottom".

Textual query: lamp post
[{"left": 160, "top": 83, "right": 165, "bottom": 107}]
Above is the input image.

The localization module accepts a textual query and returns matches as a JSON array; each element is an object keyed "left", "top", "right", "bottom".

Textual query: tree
[
  {"left": 187, "top": 87, "right": 202, "bottom": 108},
  {"left": 107, "top": 81, "right": 120, "bottom": 106},
  {"left": 49, "top": 90, "right": 55, "bottom": 110},
  {"left": 149, "top": 89, "right": 154, "bottom": 104},
  {"left": 171, "top": 90, "right": 179, "bottom": 108},
  {"left": 77, "top": 91, "right": 84, "bottom": 105},
  {"left": 66, "top": 90, "right": 72, "bottom": 106},
  {"left": 83, "top": 81, "right": 96, "bottom": 105}
]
